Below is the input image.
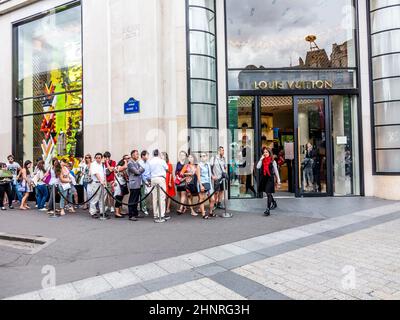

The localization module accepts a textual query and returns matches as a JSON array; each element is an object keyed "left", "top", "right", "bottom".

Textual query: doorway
[
  {"left": 228, "top": 95, "right": 296, "bottom": 199},
  {"left": 294, "top": 96, "right": 331, "bottom": 197},
  {"left": 260, "top": 97, "right": 295, "bottom": 197},
  {"left": 227, "top": 95, "right": 360, "bottom": 199}
]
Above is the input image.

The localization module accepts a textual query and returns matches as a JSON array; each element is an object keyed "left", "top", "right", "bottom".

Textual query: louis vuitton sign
[
  {"left": 229, "top": 69, "right": 356, "bottom": 91},
  {"left": 254, "top": 80, "right": 333, "bottom": 90}
]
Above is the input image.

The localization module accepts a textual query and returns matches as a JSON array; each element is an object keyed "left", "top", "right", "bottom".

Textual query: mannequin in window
[{"left": 239, "top": 135, "right": 256, "bottom": 196}]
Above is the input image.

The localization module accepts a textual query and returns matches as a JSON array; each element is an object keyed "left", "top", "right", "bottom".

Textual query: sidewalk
[{"left": 1, "top": 197, "right": 398, "bottom": 300}]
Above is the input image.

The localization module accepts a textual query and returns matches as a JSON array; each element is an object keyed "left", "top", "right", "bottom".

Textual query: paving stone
[
  {"left": 216, "top": 252, "right": 265, "bottom": 270},
  {"left": 102, "top": 269, "right": 141, "bottom": 289},
  {"left": 219, "top": 243, "right": 251, "bottom": 256},
  {"left": 72, "top": 276, "right": 113, "bottom": 299},
  {"left": 129, "top": 263, "right": 169, "bottom": 281},
  {"left": 232, "top": 239, "right": 269, "bottom": 252},
  {"left": 180, "top": 252, "right": 215, "bottom": 268},
  {"left": 4, "top": 291, "right": 42, "bottom": 300},
  {"left": 196, "top": 264, "right": 227, "bottom": 277},
  {"left": 39, "top": 284, "right": 79, "bottom": 300},
  {"left": 211, "top": 271, "right": 290, "bottom": 300},
  {"left": 155, "top": 257, "right": 193, "bottom": 273},
  {"left": 200, "top": 246, "right": 236, "bottom": 261}
]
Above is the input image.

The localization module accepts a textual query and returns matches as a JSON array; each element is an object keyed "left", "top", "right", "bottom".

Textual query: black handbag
[{"left": 115, "top": 173, "right": 129, "bottom": 195}]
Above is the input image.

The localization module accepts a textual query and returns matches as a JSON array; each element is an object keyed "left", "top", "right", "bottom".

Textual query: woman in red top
[
  {"left": 162, "top": 152, "right": 176, "bottom": 214},
  {"left": 257, "top": 147, "right": 281, "bottom": 216}
]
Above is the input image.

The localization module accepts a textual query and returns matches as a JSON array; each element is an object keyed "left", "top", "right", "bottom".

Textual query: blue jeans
[
  {"left": 12, "top": 182, "right": 23, "bottom": 203},
  {"left": 59, "top": 187, "right": 70, "bottom": 210},
  {"left": 36, "top": 185, "right": 49, "bottom": 210}
]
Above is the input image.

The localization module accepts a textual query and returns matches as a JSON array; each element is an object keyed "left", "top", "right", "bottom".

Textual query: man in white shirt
[
  {"left": 89, "top": 153, "right": 106, "bottom": 219},
  {"left": 148, "top": 149, "right": 169, "bottom": 223}
]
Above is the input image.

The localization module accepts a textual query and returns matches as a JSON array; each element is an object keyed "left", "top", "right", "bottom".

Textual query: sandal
[{"left": 202, "top": 215, "right": 209, "bottom": 220}]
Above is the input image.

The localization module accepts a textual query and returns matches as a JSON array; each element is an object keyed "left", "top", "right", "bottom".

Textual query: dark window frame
[
  {"left": 12, "top": 0, "right": 83, "bottom": 162},
  {"left": 186, "top": 0, "right": 219, "bottom": 131},
  {"left": 367, "top": 0, "right": 400, "bottom": 175}
]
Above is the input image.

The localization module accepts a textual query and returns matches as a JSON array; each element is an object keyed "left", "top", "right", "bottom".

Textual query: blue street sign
[{"left": 124, "top": 98, "right": 140, "bottom": 114}]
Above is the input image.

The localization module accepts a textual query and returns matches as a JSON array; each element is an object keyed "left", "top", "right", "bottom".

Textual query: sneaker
[
  {"left": 142, "top": 210, "right": 149, "bottom": 216},
  {"left": 129, "top": 217, "right": 138, "bottom": 222},
  {"left": 154, "top": 218, "right": 166, "bottom": 223},
  {"left": 1, "top": 207, "right": 6, "bottom": 211},
  {"left": 39, "top": 208, "right": 48, "bottom": 212},
  {"left": 92, "top": 214, "right": 100, "bottom": 219},
  {"left": 164, "top": 215, "right": 171, "bottom": 221},
  {"left": 9, "top": 206, "right": 14, "bottom": 210},
  {"left": 264, "top": 209, "right": 271, "bottom": 217}
]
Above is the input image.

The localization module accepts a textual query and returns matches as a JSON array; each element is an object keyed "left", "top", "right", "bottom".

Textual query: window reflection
[
  {"left": 226, "top": 0, "right": 356, "bottom": 69},
  {"left": 15, "top": 4, "right": 83, "bottom": 164}
]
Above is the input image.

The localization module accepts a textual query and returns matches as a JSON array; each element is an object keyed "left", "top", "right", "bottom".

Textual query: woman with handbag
[
  {"left": 58, "top": 159, "right": 73, "bottom": 216},
  {"left": 198, "top": 153, "right": 215, "bottom": 219},
  {"left": 47, "top": 158, "right": 61, "bottom": 214},
  {"left": 257, "top": 147, "right": 281, "bottom": 216},
  {"left": 175, "top": 151, "right": 188, "bottom": 215},
  {"left": 162, "top": 152, "right": 176, "bottom": 215},
  {"left": 33, "top": 160, "right": 49, "bottom": 211},
  {"left": 182, "top": 154, "right": 200, "bottom": 217},
  {"left": 18, "top": 160, "right": 33, "bottom": 210},
  {"left": 114, "top": 158, "right": 129, "bottom": 218}
]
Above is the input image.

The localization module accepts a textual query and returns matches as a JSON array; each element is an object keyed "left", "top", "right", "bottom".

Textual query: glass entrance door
[{"left": 294, "top": 97, "right": 332, "bottom": 197}]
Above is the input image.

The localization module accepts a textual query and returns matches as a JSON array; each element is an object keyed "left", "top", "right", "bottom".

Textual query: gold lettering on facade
[
  {"left": 325, "top": 80, "right": 333, "bottom": 89},
  {"left": 254, "top": 80, "right": 334, "bottom": 90}
]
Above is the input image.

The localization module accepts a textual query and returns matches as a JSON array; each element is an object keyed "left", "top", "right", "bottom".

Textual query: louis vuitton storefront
[
  {"left": 225, "top": 0, "right": 362, "bottom": 198},
  {"left": 1, "top": 0, "right": 400, "bottom": 201}
]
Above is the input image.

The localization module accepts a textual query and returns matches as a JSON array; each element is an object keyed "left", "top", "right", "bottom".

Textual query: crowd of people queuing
[{"left": 0, "top": 147, "right": 233, "bottom": 223}]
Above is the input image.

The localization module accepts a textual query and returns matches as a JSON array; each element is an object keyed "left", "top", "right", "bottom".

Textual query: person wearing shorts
[
  {"left": 210, "top": 147, "right": 227, "bottom": 210},
  {"left": 198, "top": 153, "right": 215, "bottom": 219}
]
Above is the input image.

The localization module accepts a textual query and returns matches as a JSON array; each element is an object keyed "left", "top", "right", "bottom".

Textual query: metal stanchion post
[
  {"left": 220, "top": 178, "right": 233, "bottom": 218},
  {"left": 49, "top": 184, "right": 58, "bottom": 219},
  {"left": 99, "top": 184, "right": 108, "bottom": 221}
]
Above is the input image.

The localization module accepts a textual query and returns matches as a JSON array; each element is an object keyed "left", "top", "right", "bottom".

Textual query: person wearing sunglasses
[
  {"left": 89, "top": 153, "right": 107, "bottom": 219},
  {"left": 79, "top": 154, "right": 93, "bottom": 210},
  {"left": 198, "top": 153, "right": 216, "bottom": 219},
  {"left": 6, "top": 155, "right": 21, "bottom": 205}
]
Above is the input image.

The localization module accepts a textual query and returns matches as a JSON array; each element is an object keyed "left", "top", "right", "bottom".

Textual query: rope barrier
[
  {"left": 57, "top": 185, "right": 102, "bottom": 206},
  {"left": 104, "top": 186, "right": 155, "bottom": 206},
  {"left": 53, "top": 179, "right": 224, "bottom": 212},
  {"left": 159, "top": 186, "right": 216, "bottom": 207}
]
